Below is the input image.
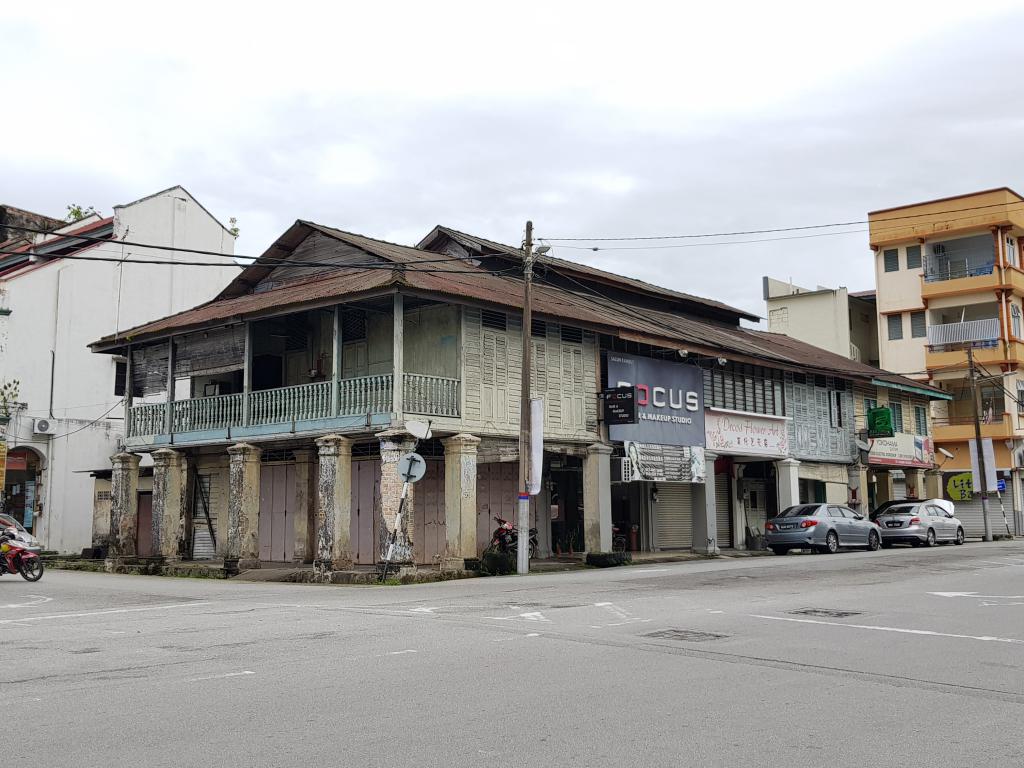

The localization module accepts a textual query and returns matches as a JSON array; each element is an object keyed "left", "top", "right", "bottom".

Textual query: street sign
[
  {"left": 601, "top": 385, "right": 637, "bottom": 426},
  {"left": 867, "top": 407, "right": 894, "bottom": 438},
  {"left": 396, "top": 452, "right": 426, "bottom": 483},
  {"left": 997, "top": 478, "right": 1006, "bottom": 492}
]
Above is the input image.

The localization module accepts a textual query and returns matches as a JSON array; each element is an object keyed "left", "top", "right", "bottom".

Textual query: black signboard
[{"left": 601, "top": 385, "right": 637, "bottom": 425}]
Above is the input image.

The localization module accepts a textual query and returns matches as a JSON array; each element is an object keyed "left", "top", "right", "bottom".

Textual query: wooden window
[
  {"left": 114, "top": 360, "right": 127, "bottom": 397},
  {"left": 890, "top": 401, "right": 904, "bottom": 432},
  {"left": 914, "top": 405, "right": 928, "bottom": 436},
  {"left": 481, "top": 310, "right": 507, "bottom": 331}
]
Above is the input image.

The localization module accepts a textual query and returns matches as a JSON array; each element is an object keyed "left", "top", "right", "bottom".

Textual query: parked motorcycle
[
  {"left": 484, "top": 516, "right": 538, "bottom": 559},
  {"left": 0, "top": 527, "right": 44, "bottom": 582}
]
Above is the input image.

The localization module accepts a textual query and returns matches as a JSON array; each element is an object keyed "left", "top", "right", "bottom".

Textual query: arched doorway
[{"left": 2, "top": 446, "right": 44, "bottom": 533}]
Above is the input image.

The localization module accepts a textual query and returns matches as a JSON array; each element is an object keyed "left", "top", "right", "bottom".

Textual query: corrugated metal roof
[
  {"left": 91, "top": 221, "right": 940, "bottom": 396},
  {"left": 420, "top": 225, "right": 759, "bottom": 321}
]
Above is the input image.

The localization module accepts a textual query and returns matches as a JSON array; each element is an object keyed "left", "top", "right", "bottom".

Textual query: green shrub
[{"left": 586, "top": 551, "right": 632, "bottom": 568}]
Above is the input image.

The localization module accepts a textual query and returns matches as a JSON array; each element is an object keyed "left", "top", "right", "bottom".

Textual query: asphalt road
[{"left": 3, "top": 542, "right": 1024, "bottom": 768}]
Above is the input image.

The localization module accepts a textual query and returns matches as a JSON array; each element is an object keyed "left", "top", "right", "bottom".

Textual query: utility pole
[
  {"left": 517, "top": 221, "right": 534, "bottom": 575},
  {"left": 967, "top": 346, "right": 994, "bottom": 541}
]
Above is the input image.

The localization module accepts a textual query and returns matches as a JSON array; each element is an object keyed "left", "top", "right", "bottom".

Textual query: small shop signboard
[
  {"left": 868, "top": 433, "right": 934, "bottom": 469},
  {"left": 600, "top": 386, "right": 637, "bottom": 425},
  {"left": 704, "top": 408, "right": 789, "bottom": 457}
]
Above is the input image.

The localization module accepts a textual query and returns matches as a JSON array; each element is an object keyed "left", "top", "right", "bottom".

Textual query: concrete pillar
[
  {"left": 313, "top": 435, "right": 353, "bottom": 574},
  {"left": 583, "top": 443, "right": 613, "bottom": 553},
  {"left": 776, "top": 458, "right": 800, "bottom": 511},
  {"left": 874, "top": 470, "right": 894, "bottom": 505},
  {"left": 377, "top": 428, "right": 416, "bottom": 562},
  {"left": 731, "top": 464, "right": 746, "bottom": 550},
  {"left": 850, "top": 464, "right": 870, "bottom": 514},
  {"left": 226, "top": 443, "right": 262, "bottom": 572},
  {"left": 924, "top": 469, "right": 942, "bottom": 501},
  {"left": 904, "top": 468, "right": 924, "bottom": 500},
  {"left": 151, "top": 448, "right": 187, "bottom": 561},
  {"left": 292, "top": 449, "right": 313, "bottom": 564},
  {"left": 691, "top": 452, "right": 719, "bottom": 555},
  {"left": 107, "top": 452, "right": 141, "bottom": 560},
  {"left": 442, "top": 434, "right": 480, "bottom": 566}
]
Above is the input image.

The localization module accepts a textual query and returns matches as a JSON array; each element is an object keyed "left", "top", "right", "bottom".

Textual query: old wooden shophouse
[{"left": 89, "top": 222, "right": 944, "bottom": 571}]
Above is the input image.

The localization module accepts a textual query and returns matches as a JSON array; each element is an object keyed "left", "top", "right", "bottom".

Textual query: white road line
[
  {"left": 980, "top": 561, "right": 1024, "bottom": 567},
  {"left": 930, "top": 591, "right": 1024, "bottom": 600},
  {"left": 387, "top": 649, "right": 418, "bottom": 655},
  {"left": 751, "top": 614, "right": 1024, "bottom": 645},
  {"left": 189, "top": 670, "right": 255, "bottom": 682},
  {"left": 2, "top": 595, "right": 52, "bottom": 609},
  {"left": 0, "top": 601, "right": 212, "bottom": 625}
]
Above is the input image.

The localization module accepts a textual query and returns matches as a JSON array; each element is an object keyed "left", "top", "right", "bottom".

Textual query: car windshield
[
  {"left": 0, "top": 515, "right": 26, "bottom": 533},
  {"left": 879, "top": 504, "right": 918, "bottom": 516},
  {"left": 778, "top": 505, "right": 820, "bottom": 517}
]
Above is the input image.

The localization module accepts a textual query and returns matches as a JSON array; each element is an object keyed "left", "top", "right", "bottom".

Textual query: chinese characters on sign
[{"left": 704, "top": 409, "right": 789, "bottom": 457}]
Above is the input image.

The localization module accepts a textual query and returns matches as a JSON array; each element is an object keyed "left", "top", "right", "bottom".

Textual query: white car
[{"left": 0, "top": 514, "right": 42, "bottom": 551}]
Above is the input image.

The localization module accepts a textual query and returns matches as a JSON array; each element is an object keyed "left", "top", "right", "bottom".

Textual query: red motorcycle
[
  {"left": 0, "top": 527, "right": 44, "bottom": 582},
  {"left": 484, "top": 516, "right": 538, "bottom": 559}
]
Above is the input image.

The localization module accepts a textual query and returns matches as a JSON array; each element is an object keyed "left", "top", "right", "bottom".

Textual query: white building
[{"left": 0, "top": 186, "right": 240, "bottom": 553}]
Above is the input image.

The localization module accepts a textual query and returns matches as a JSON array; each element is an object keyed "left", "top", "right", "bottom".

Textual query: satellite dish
[
  {"left": 404, "top": 420, "right": 432, "bottom": 440},
  {"left": 856, "top": 439, "right": 871, "bottom": 452},
  {"left": 938, "top": 447, "right": 955, "bottom": 459}
]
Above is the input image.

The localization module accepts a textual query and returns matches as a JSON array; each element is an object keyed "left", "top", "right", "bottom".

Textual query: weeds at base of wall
[{"left": 585, "top": 551, "right": 633, "bottom": 568}]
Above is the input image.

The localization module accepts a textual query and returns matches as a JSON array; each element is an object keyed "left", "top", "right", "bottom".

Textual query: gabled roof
[
  {"left": 419, "top": 225, "right": 759, "bottom": 322},
  {"left": 115, "top": 185, "right": 237, "bottom": 236},
  {"left": 89, "top": 222, "right": 943, "bottom": 397}
]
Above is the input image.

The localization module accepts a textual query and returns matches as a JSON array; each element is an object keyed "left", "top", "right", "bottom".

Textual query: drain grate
[
  {"left": 789, "top": 608, "right": 862, "bottom": 618},
  {"left": 644, "top": 629, "right": 728, "bottom": 642}
]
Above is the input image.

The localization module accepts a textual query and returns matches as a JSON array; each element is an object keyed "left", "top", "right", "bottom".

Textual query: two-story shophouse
[{"left": 90, "top": 221, "right": 944, "bottom": 571}]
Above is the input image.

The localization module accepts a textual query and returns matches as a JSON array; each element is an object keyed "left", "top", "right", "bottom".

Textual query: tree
[
  {"left": 65, "top": 204, "right": 97, "bottom": 222},
  {"left": 229, "top": 217, "right": 240, "bottom": 237}
]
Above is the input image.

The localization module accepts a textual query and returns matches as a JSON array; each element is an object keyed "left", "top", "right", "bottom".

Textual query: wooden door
[
  {"left": 413, "top": 460, "right": 445, "bottom": 565},
  {"left": 137, "top": 492, "right": 154, "bottom": 557},
  {"left": 259, "top": 464, "right": 295, "bottom": 562},
  {"left": 350, "top": 459, "right": 381, "bottom": 564}
]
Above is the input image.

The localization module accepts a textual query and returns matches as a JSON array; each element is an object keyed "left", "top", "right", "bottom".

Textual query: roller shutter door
[
  {"left": 892, "top": 478, "right": 907, "bottom": 501},
  {"left": 191, "top": 475, "right": 216, "bottom": 560},
  {"left": 953, "top": 484, "right": 1016, "bottom": 538},
  {"left": 715, "top": 472, "right": 732, "bottom": 548},
  {"left": 655, "top": 483, "right": 692, "bottom": 550}
]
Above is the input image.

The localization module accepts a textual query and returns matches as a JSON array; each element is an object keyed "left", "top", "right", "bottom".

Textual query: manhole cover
[
  {"left": 789, "top": 608, "right": 862, "bottom": 618},
  {"left": 644, "top": 629, "right": 728, "bottom": 642}
]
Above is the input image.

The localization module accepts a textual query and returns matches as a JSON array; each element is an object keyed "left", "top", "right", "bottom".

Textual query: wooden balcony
[{"left": 125, "top": 373, "right": 459, "bottom": 445}]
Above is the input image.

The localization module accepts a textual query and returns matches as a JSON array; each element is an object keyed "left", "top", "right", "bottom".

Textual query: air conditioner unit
[
  {"left": 33, "top": 418, "right": 57, "bottom": 435},
  {"left": 612, "top": 457, "right": 635, "bottom": 483}
]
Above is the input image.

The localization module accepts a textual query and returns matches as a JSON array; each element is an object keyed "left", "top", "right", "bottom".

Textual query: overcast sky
[{"left": 4, "top": 1, "right": 1024, "bottom": 321}]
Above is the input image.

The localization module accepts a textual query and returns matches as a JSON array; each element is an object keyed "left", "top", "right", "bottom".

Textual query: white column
[
  {"left": 776, "top": 458, "right": 800, "bottom": 511},
  {"left": 583, "top": 443, "right": 613, "bottom": 552},
  {"left": 392, "top": 293, "right": 404, "bottom": 419},
  {"left": 731, "top": 464, "right": 746, "bottom": 549},
  {"left": 442, "top": 433, "right": 481, "bottom": 566},
  {"left": 691, "top": 452, "right": 719, "bottom": 555}
]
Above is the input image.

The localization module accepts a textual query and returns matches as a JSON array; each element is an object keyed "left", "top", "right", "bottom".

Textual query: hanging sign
[{"left": 600, "top": 386, "right": 637, "bottom": 425}]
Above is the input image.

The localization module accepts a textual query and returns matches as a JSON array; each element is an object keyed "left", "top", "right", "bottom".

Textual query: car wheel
[
  {"left": 771, "top": 546, "right": 788, "bottom": 556},
  {"left": 954, "top": 527, "right": 965, "bottom": 545},
  {"left": 925, "top": 529, "right": 936, "bottom": 547},
  {"left": 824, "top": 531, "right": 839, "bottom": 554},
  {"left": 867, "top": 531, "right": 880, "bottom": 551}
]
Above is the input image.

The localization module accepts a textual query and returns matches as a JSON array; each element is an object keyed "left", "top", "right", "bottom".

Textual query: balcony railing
[
  {"left": 926, "top": 318, "right": 1000, "bottom": 347},
  {"left": 923, "top": 257, "right": 995, "bottom": 283},
  {"left": 126, "top": 373, "right": 460, "bottom": 438},
  {"left": 250, "top": 381, "right": 331, "bottom": 425},
  {"left": 404, "top": 374, "right": 460, "bottom": 417}
]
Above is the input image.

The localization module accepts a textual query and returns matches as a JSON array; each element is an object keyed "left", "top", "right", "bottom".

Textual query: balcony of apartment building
[
  {"left": 922, "top": 233, "right": 1024, "bottom": 300},
  {"left": 123, "top": 297, "right": 462, "bottom": 447},
  {"left": 930, "top": 381, "right": 1018, "bottom": 442},
  {"left": 924, "top": 303, "right": 1013, "bottom": 371}
]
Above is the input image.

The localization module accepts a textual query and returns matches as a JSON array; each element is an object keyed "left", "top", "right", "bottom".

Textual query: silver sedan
[
  {"left": 765, "top": 503, "right": 882, "bottom": 555},
  {"left": 875, "top": 501, "right": 965, "bottom": 547}
]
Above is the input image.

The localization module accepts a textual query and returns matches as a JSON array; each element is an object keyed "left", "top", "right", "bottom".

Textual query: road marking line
[
  {"left": 190, "top": 670, "right": 255, "bottom": 682},
  {"left": 0, "top": 601, "right": 212, "bottom": 625},
  {"left": 751, "top": 614, "right": 1024, "bottom": 645},
  {"left": 525, "top": 633, "right": 540, "bottom": 637},
  {"left": 2, "top": 595, "right": 52, "bottom": 609},
  {"left": 387, "top": 649, "right": 418, "bottom": 655},
  {"left": 930, "top": 591, "right": 1024, "bottom": 600},
  {"left": 409, "top": 607, "right": 439, "bottom": 613}
]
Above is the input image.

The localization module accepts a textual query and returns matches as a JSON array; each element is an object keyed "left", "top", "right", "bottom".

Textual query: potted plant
[{"left": 0, "top": 379, "right": 20, "bottom": 426}]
